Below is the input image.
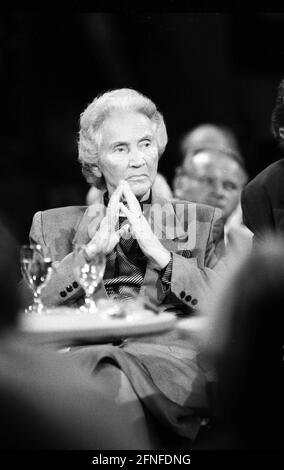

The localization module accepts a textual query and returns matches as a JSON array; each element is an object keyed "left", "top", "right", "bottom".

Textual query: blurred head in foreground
[
  {"left": 204, "top": 234, "right": 284, "bottom": 449},
  {"left": 0, "top": 221, "right": 20, "bottom": 333}
]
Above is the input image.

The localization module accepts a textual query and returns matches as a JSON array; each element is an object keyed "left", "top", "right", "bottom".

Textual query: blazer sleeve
[
  {"left": 167, "top": 207, "right": 226, "bottom": 312},
  {"left": 18, "top": 211, "right": 84, "bottom": 308}
]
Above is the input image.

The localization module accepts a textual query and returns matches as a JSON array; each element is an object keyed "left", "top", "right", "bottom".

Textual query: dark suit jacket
[
  {"left": 241, "top": 159, "right": 284, "bottom": 237},
  {"left": 20, "top": 193, "right": 225, "bottom": 314}
]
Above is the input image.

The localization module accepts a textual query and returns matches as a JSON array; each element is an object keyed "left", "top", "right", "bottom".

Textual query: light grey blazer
[{"left": 20, "top": 193, "right": 225, "bottom": 313}]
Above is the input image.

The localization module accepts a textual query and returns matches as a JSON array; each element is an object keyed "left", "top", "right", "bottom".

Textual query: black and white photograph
[{"left": 0, "top": 10, "right": 283, "bottom": 463}]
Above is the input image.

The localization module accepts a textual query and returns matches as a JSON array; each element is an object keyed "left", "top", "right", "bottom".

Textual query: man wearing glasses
[{"left": 173, "top": 147, "right": 252, "bottom": 256}]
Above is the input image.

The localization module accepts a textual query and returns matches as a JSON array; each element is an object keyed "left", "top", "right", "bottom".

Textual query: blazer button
[
  {"left": 66, "top": 285, "right": 73, "bottom": 293},
  {"left": 60, "top": 291, "right": 67, "bottom": 298},
  {"left": 180, "top": 291, "right": 186, "bottom": 299},
  {"left": 72, "top": 281, "right": 79, "bottom": 289},
  {"left": 185, "top": 295, "right": 192, "bottom": 302},
  {"left": 192, "top": 299, "right": 198, "bottom": 306}
]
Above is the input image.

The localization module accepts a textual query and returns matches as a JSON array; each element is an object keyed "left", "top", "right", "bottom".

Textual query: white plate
[{"left": 18, "top": 307, "right": 176, "bottom": 345}]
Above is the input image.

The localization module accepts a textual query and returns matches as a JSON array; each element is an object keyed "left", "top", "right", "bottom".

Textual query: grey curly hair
[{"left": 78, "top": 88, "right": 168, "bottom": 189}]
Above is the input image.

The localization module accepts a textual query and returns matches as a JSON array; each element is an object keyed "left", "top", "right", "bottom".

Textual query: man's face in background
[{"left": 173, "top": 151, "right": 246, "bottom": 222}]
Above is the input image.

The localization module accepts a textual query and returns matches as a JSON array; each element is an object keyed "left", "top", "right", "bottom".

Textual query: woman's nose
[{"left": 129, "top": 149, "right": 145, "bottom": 166}]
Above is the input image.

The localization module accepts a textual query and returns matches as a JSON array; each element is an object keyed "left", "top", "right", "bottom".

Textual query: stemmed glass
[
  {"left": 20, "top": 244, "right": 53, "bottom": 314},
  {"left": 72, "top": 245, "right": 106, "bottom": 314}
]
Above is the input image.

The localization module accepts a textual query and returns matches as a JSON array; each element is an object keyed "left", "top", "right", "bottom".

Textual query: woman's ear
[{"left": 91, "top": 165, "right": 102, "bottom": 178}]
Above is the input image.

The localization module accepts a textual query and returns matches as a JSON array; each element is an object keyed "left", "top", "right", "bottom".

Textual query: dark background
[{"left": 1, "top": 12, "right": 284, "bottom": 243}]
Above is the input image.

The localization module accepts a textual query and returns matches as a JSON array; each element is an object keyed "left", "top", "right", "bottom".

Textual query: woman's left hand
[{"left": 119, "top": 181, "right": 171, "bottom": 270}]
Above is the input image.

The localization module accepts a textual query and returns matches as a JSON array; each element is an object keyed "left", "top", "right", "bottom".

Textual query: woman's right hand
[{"left": 85, "top": 182, "right": 129, "bottom": 257}]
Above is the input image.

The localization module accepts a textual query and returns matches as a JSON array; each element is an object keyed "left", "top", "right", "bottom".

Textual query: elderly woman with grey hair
[{"left": 20, "top": 88, "right": 225, "bottom": 446}]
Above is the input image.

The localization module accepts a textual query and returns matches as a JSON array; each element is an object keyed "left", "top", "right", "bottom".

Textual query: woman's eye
[
  {"left": 114, "top": 146, "right": 127, "bottom": 153},
  {"left": 141, "top": 140, "right": 151, "bottom": 149}
]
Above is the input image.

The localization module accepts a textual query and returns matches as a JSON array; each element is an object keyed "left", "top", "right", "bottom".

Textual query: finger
[
  {"left": 106, "top": 230, "right": 120, "bottom": 252},
  {"left": 119, "top": 202, "right": 132, "bottom": 220},
  {"left": 106, "top": 184, "right": 124, "bottom": 228},
  {"left": 119, "top": 203, "right": 143, "bottom": 230},
  {"left": 106, "top": 222, "right": 131, "bottom": 252},
  {"left": 119, "top": 203, "right": 152, "bottom": 248},
  {"left": 119, "top": 222, "right": 130, "bottom": 232},
  {"left": 114, "top": 180, "right": 125, "bottom": 199},
  {"left": 107, "top": 184, "right": 123, "bottom": 213},
  {"left": 107, "top": 206, "right": 119, "bottom": 231},
  {"left": 119, "top": 223, "right": 131, "bottom": 239},
  {"left": 92, "top": 218, "right": 113, "bottom": 253},
  {"left": 121, "top": 181, "right": 141, "bottom": 213}
]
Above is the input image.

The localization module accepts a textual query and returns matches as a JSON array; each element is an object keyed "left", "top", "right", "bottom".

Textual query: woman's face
[{"left": 94, "top": 111, "right": 159, "bottom": 199}]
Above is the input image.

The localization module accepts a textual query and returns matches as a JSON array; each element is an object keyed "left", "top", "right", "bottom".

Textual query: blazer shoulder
[
  {"left": 262, "top": 159, "right": 284, "bottom": 180},
  {"left": 36, "top": 206, "right": 87, "bottom": 229},
  {"left": 245, "top": 159, "right": 284, "bottom": 191}
]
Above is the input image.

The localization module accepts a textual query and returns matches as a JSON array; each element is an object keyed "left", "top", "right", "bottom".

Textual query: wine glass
[
  {"left": 20, "top": 244, "right": 53, "bottom": 314},
  {"left": 72, "top": 245, "right": 106, "bottom": 314}
]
